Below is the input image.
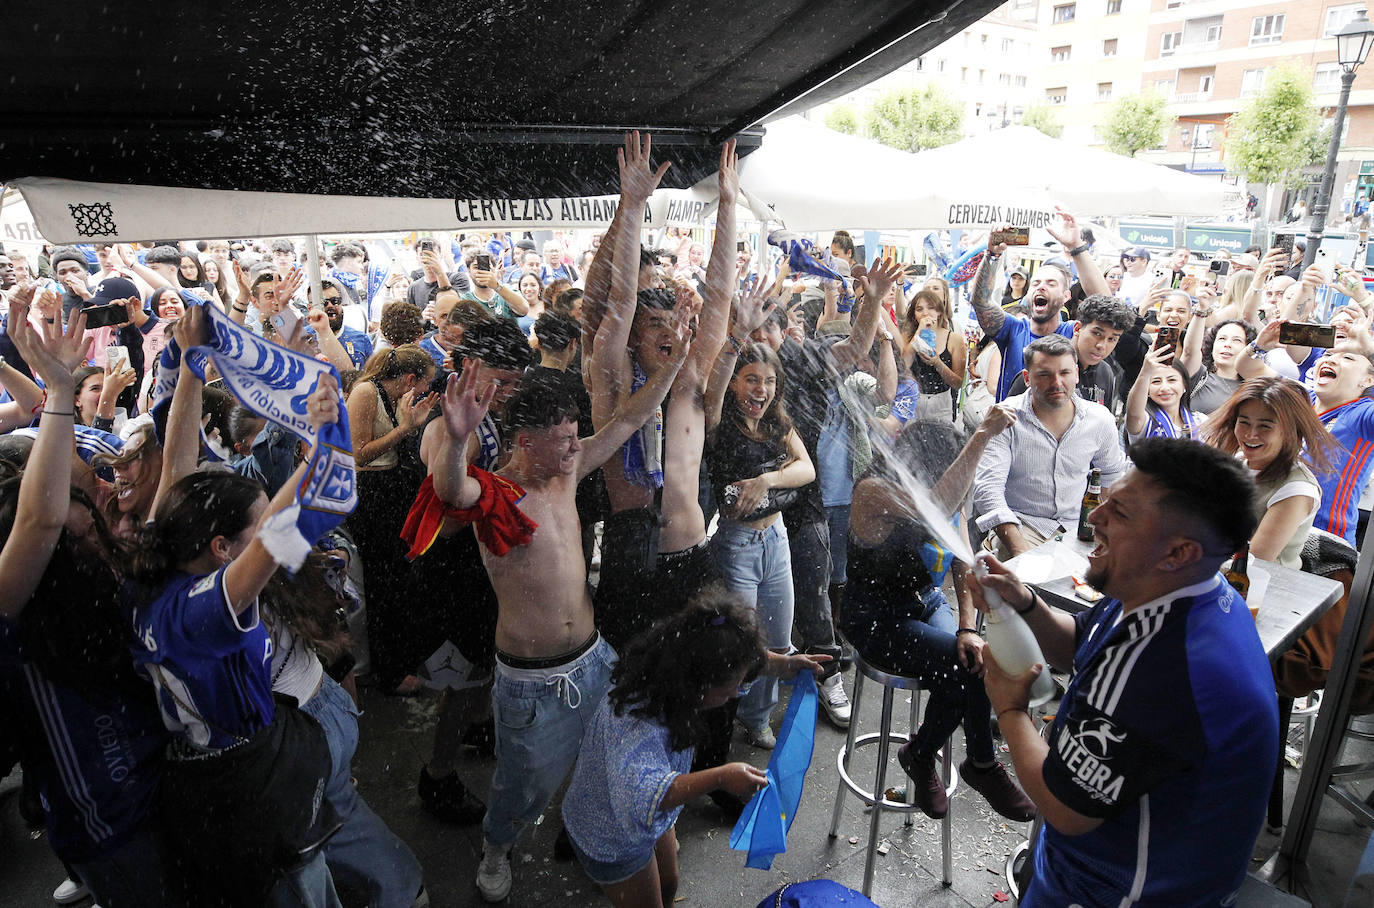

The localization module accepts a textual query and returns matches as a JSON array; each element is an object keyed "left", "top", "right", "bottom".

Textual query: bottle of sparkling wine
[{"left": 977, "top": 561, "right": 1058, "bottom": 706}]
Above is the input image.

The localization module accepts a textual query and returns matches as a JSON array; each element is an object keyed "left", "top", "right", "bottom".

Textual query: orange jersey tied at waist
[{"left": 400, "top": 468, "right": 538, "bottom": 560}]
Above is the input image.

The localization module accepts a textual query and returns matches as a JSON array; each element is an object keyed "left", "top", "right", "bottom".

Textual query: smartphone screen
[
  {"left": 1274, "top": 234, "right": 1295, "bottom": 260},
  {"left": 81, "top": 304, "right": 128, "bottom": 329},
  {"left": 1279, "top": 321, "right": 1336, "bottom": 348},
  {"left": 475, "top": 253, "right": 493, "bottom": 272},
  {"left": 991, "top": 227, "right": 1030, "bottom": 247}
]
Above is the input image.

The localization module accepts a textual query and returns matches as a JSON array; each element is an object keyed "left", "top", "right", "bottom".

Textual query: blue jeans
[
  {"left": 826, "top": 505, "right": 850, "bottom": 585},
  {"left": 841, "top": 587, "right": 995, "bottom": 764},
  {"left": 302, "top": 674, "right": 424, "bottom": 908},
  {"left": 712, "top": 520, "right": 795, "bottom": 731},
  {"left": 785, "top": 516, "right": 834, "bottom": 650},
  {"left": 483, "top": 636, "right": 617, "bottom": 848},
  {"left": 268, "top": 851, "right": 342, "bottom": 908}
]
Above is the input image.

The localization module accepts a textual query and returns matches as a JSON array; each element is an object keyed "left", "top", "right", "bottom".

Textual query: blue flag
[
  {"left": 729, "top": 671, "right": 819, "bottom": 870},
  {"left": 768, "top": 230, "right": 854, "bottom": 313},
  {"left": 152, "top": 301, "right": 356, "bottom": 572}
]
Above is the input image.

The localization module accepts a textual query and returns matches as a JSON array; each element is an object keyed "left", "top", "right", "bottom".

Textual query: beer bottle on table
[
  {"left": 1077, "top": 468, "right": 1102, "bottom": 542},
  {"left": 1226, "top": 542, "right": 1251, "bottom": 600}
]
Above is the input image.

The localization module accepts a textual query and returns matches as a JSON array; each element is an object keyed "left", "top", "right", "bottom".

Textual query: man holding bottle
[{"left": 972, "top": 438, "right": 1275, "bottom": 907}]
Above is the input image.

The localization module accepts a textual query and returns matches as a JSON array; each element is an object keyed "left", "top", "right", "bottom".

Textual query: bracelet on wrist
[
  {"left": 1067, "top": 243, "right": 1090, "bottom": 257},
  {"left": 997, "top": 707, "right": 1029, "bottom": 722},
  {"left": 955, "top": 627, "right": 980, "bottom": 637},
  {"left": 725, "top": 334, "right": 745, "bottom": 354},
  {"left": 42, "top": 409, "right": 75, "bottom": 417},
  {"left": 1014, "top": 592, "right": 1038, "bottom": 616}
]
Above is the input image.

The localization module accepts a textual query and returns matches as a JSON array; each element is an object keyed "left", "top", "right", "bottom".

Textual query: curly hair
[
  {"left": 1201, "top": 319, "right": 1257, "bottom": 374},
  {"left": 609, "top": 588, "right": 767, "bottom": 752},
  {"left": 379, "top": 301, "right": 425, "bottom": 347}
]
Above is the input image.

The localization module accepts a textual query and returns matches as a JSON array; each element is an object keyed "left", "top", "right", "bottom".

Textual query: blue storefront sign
[
  {"left": 1185, "top": 226, "right": 1253, "bottom": 255},
  {"left": 1118, "top": 220, "right": 1177, "bottom": 249}
]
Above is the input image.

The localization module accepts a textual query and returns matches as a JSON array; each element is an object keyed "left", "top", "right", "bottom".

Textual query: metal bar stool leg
[
  {"left": 830, "top": 670, "right": 866, "bottom": 837},
  {"left": 940, "top": 741, "right": 954, "bottom": 886},
  {"left": 862, "top": 683, "right": 897, "bottom": 897},
  {"left": 904, "top": 685, "right": 920, "bottom": 826}
]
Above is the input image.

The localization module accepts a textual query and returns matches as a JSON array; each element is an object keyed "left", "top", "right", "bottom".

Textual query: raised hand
[
  {"left": 717, "top": 138, "right": 740, "bottom": 203},
  {"left": 1045, "top": 205, "right": 1082, "bottom": 251},
  {"left": 306, "top": 372, "right": 341, "bottom": 430},
  {"left": 977, "top": 402, "right": 1019, "bottom": 438},
  {"left": 1141, "top": 342, "right": 1174, "bottom": 374},
  {"left": 8, "top": 299, "right": 86, "bottom": 393},
  {"left": 617, "top": 130, "right": 672, "bottom": 202},
  {"left": 733, "top": 280, "right": 778, "bottom": 337},
  {"left": 172, "top": 304, "right": 210, "bottom": 351},
  {"left": 396, "top": 388, "right": 438, "bottom": 434},
  {"left": 859, "top": 257, "right": 903, "bottom": 304},
  {"left": 440, "top": 367, "right": 496, "bottom": 441},
  {"left": 232, "top": 259, "right": 253, "bottom": 299},
  {"left": 986, "top": 222, "right": 1012, "bottom": 258}
]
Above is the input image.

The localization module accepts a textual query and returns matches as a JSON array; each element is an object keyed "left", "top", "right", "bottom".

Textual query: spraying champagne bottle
[{"left": 976, "top": 559, "right": 1058, "bottom": 707}]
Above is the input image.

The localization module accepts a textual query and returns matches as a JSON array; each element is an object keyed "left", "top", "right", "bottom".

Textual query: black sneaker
[
  {"left": 959, "top": 758, "right": 1037, "bottom": 822},
  {"left": 896, "top": 743, "right": 947, "bottom": 819},
  {"left": 418, "top": 766, "right": 486, "bottom": 825}
]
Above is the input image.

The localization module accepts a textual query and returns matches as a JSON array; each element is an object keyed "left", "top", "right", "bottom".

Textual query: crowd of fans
[{"left": 1, "top": 128, "right": 1372, "bottom": 908}]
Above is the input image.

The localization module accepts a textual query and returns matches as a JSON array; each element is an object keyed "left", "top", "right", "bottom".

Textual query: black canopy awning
[{"left": 1, "top": 1, "right": 998, "bottom": 198}]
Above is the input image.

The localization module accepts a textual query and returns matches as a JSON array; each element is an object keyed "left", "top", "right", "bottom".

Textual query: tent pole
[{"left": 306, "top": 233, "right": 324, "bottom": 313}]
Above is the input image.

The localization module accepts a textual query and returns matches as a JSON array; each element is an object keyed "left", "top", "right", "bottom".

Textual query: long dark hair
[
  {"left": 177, "top": 254, "right": 206, "bottom": 288},
  {"left": 260, "top": 554, "right": 351, "bottom": 666},
  {"left": 1202, "top": 377, "right": 1343, "bottom": 483},
  {"left": 725, "top": 342, "right": 794, "bottom": 448},
  {"left": 1144, "top": 360, "right": 1194, "bottom": 423},
  {"left": 0, "top": 470, "right": 139, "bottom": 695},
  {"left": 133, "top": 470, "right": 266, "bottom": 591},
  {"left": 609, "top": 589, "right": 767, "bottom": 752}
]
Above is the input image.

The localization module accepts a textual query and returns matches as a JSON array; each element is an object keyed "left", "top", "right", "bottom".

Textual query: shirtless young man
[
  {"left": 586, "top": 132, "right": 741, "bottom": 649},
  {"left": 427, "top": 278, "right": 690, "bottom": 902}
]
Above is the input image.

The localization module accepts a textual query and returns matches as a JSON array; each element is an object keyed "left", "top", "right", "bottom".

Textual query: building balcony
[{"left": 1174, "top": 90, "right": 1212, "bottom": 103}]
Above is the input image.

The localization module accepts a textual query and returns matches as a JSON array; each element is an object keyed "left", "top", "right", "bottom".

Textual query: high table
[
  {"left": 997, "top": 534, "right": 1344, "bottom": 899},
  {"left": 1003, "top": 535, "right": 1343, "bottom": 660}
]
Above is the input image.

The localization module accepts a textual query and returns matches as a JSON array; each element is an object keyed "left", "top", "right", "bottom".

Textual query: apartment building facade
[
  {"left": 811, "top": 1, "right": 1042, "bottom": 139},
  {"left": 1138, "top": 1, "right": 1374, "bottom": 211},
  {"left": 1035, "top": 0, "right": 1153, "bottom": 147}
]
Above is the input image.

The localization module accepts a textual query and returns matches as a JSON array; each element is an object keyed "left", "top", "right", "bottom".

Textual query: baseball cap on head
[
  {"left": 87, "top": 277, "right": 140, "bottom": 307},
  {"left": 1121, "top": 246, "right": 1150, "bottom": 262}
]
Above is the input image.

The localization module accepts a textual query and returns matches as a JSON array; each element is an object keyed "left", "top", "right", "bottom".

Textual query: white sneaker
[
  {"left": 819, "top": 673, "right": 852, "bottom": 729},
  {"left": 741, "top": 721, "right": 777, "bottom": 749},
  {"left": 53, "top": 878, "right": 89, "bottom": 905},
  {"left": 476, "top": 841, "right": 512, "bottom": 902}
]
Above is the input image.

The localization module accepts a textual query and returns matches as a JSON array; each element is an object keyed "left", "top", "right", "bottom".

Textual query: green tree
[
  {"left": 1099, "top": 92, "right": 1173, "bottom": 157},
  {"left": 1020, "top": 103, "right": 1064, "bottom": 139},
  {"left": 1226, "top": 64, "right": 1323, "bottom": 189},
  {"left": 864, "top": 84, "right": 964, "bottom": 152},
  {"left": 824, "top": 103, "right": 860, "bottom": 136}
]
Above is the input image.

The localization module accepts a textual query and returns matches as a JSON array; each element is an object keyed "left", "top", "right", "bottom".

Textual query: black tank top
[
  {"left": 708, "top": 417, "right": 788, "bottom": 521},
  {"left": 912, "top": 341, "right": 954, "bottom": 395},
  {"left": 846, "top": 517, "right": 937, "bottom": 612}
]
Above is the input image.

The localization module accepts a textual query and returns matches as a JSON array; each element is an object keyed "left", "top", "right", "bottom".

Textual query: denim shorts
[{"left": 570, "top": 835, "right": 656, "bottom": 886}]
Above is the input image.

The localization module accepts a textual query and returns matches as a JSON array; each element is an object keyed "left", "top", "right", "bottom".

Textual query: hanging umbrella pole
[{"left": 306, "top": 234, "right": 324, "bottom": 311}]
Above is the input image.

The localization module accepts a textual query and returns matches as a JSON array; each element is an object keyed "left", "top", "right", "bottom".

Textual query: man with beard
[
  {"left": 1005, "top": 295, "right": 1135, "bottom": 408},
  {"left": 313, "top": 278, "right": 373, "bottom": 369},
  {"left": 973, "top": 438, "right": 1274, "bottom": 907},
  {"left": 969, "top": 209, "right": 1108, "bottom": 401},
  {"left": 973, "top": 334, "right": 1127, "bottom": 558}
]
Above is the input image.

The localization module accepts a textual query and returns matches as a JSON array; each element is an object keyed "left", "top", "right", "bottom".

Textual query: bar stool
[{"left": 827, "top": 652, "right": 958, "bottom": 897}]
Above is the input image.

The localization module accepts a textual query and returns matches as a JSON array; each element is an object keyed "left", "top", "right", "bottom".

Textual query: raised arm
[
  {"left": 0, "top": 354, "right": 46, "bottom": 426},
  {"left": 1178, "top": 308, "right": 1207, "bottom": 379},
  {"left": 222, "top": 375, "right": 341, "bottom": 613},
  {"left": 431, "top": 367, "right": 496, "bottom": 508},
  {"left": 0, "top": 302, "right": 86, "bottom": 620},
  {"left": 305, "top": 309, "right": 355, "bottom": 373},
  {"left": 1240, "top": 250, "right": 1286, "bottom": 326},
  {"left": 1125, "top": 346, "right": 1165, "bottom": 437},
  {"left": 832, "top": 259, "right": 902, "bottom": 371},
  {"left": 688, "top": 140, "right": 739, "bottom": 378},
  {"left": 706, "top": 286, "right": 777, "bottom": 433},
  {"left": 150, "top": 309, "right": 209, "bottom": 518},
  {"left": 969, "top": 230, "right": 1010, "bottom": 339},
  {"left": 1045, "top": 207, "right": 1107, "bottom": 297},
  {"left": 931, "top": 403, "right": 1017, "bottom": 515}
]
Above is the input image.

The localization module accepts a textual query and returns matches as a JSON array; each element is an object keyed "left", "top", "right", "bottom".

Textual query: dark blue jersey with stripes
[
  {"left": 1024, "top": 576, "right": 1277, "bottom": 907},
  {"left": 1316, "top": 396, "right": 1374, "bottom": 546},
  {"left": 0, "top": 619, "right": 167, "bottom": 862}
]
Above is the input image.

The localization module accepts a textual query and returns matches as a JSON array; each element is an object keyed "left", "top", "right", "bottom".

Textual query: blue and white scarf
[
  {"left": 620, "top": 362, "right": 664, "bottom": 489},
  {"left": 1144, "top": 405, "right": 1198, "bottom": 440},
  {"left": 768, "top": 229, "right": 854, "bottom": 313},
  {"left": 152, "top": 301, "right": 356, "bottom": 572}
]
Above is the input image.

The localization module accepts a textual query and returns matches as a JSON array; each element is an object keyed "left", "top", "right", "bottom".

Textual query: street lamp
[{"left": 1305, "top": 8, "right": 1374, "bottom": 269}]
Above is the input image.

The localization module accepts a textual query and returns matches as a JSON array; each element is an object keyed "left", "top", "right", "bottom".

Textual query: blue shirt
[
  {"left": 1316, "top": 396, "right": 1374, "bottom": 545},
  {"left": 562, "top": 696, "right": 692, "bottom": 864},
  {"left": 1025, "top": 577, "right": 1277, "bottom": 907},
  {"left": 991, "top": 316, "right": 1075, "bottom": 401},
  {"left": 337, "top": 325, "right": 374, "bottom": 370},
  {"left": 817, "top": 386, "right": 853, "bottom": 507},
  {"left": 130, "top": 567, "right": 275, "bottom": 751},
  {"left": 0, "top": 618, "right": 168, "bottom": 862},
  {"left": 419, "top": 332, "right": 447, "bottom": 370}
]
